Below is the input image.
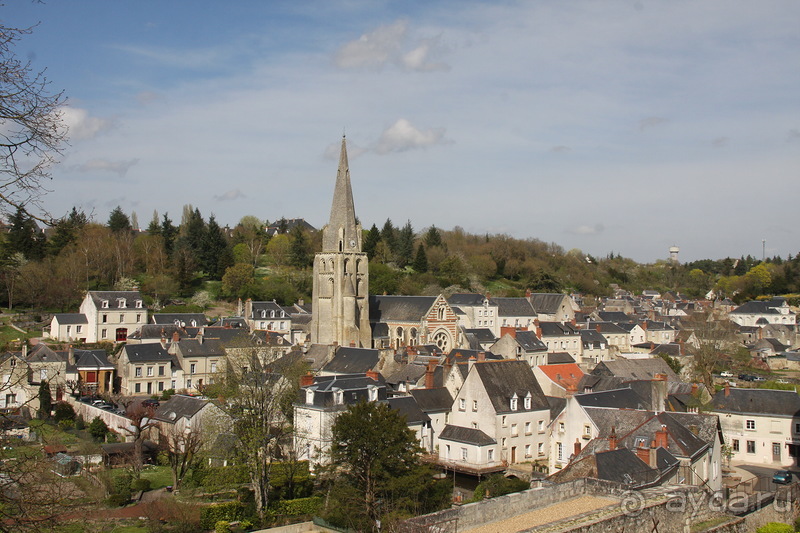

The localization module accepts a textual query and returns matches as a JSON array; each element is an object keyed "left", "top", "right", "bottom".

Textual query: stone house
[
  {"left": 117, "top": 342, "right": 182, "bottom": 396},
  {"left": 494, "top": 297, "right": 537, "bottom": 331},
  {"left": 240, "top": 299, "right": 291, "bottom": 335},
  {"left": 729, "top": 297, "right": 796, "bottom": 327},
  {"left": 528, "top": 292, "right": 576, "bottom": 323},
  {"left": 448, "top": 293, "right": 500, "bottom": 337},
  {"left": 489, "top": 329, "right": 548, "bottom": 367},
  {"left": 369, "top": 294, "right": 460, "bottom": 353}
]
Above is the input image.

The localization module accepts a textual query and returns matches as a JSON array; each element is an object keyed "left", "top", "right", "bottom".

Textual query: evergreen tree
[
  {"left": 161, "top": 213, "right": 177, "bottom": 256},
  {"left": 395, "top": 220, "right": 415, "bottom": 268},
  {"left": 107, "top": 206, "right": 131, "bottom": 233},
  {"left": 362, "top": 224, "right": 380, "bottom": 260},
  {"left": 277, "top": 217, "right": 288, "bottom": 234},
  {"left": 183, "top": 208, "right": 206, "bottom": 254},
  {"left": 289, "top": 225, "right": 311, "bottom": 268},
  {"left": 202, "top": 215, "right": 233, "bottom": 278},
  {"left": 38, "top": 380, "right": 52, "bottom": 419},
  {"left": 7, "top": 206, "right": 45, "bottom": 260},
  {"left": 47, "top": 207, "right": 87, "bottom": 256},
  {"left": 412, "top": 243, "right": 428, "bottom": 272},
  {"left": 424, "top": 225, "right": 443, "bottom": 248},
  {"left": 381, "top": 218, "right": 396, "bottom": 253}
]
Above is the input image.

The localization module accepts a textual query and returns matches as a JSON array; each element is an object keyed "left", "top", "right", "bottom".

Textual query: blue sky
[{"left": 4, "top": 1, "right": 799, "bottom": 263}]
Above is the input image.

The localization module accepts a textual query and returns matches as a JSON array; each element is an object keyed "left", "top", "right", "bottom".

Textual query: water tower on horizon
[{"left": 669, "top": 245, "right": 680, "bottom": 264}]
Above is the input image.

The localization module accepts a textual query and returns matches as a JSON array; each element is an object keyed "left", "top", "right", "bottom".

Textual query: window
[
  {"left": 210, "top": 362, "right": 217, "bottom": 373},
  {"left": 119, "top": 298, "right": 126, "bottom": 308},
  {"left": 583, "top": 425, "right": 592, "bottom": 438},
  {"left": 525, "top": 422, "right": 532, "bottom": 435},
  {"left": 501, "top": 415, "right": 507, "bottom": 427},
  {"left": 135, "top": 367, "right": 142, "bottom": 377},
  {"left": 189, "top": 363, "right": 196, "bottom": 375},
  {"left": 732, "top": 439, "right": 739, "bottom": 452},
  {"left": 171, "top": 380, "right": 176, "bottom": 389},
  {"left": 119, "top": 314, "right": 124, "bottom": 323},
  {"left": 461, "top": 448, "right": 468, "bottom": 461},
  {"left": 488, "top": 449, "right": 494, "bottom": 461},
  {"left": 146, "top": 367, "right": 153, "bottom": 377},
  {"left": 102, "top": 314, "right": 108, "bottom": 323},
  {"left": 747, "top": 440, "right": 756, "bottom": 454},
  {"left": 5, "top": 393, "right": 17, "bottom": 405},
  {"left": 136, "top": 314, "right": 142, "bottom": 323},
  {"left": 158, "top": 382, "right": 164, "bottom": 391},
  {"left": 501, "top": 438, "right": 507, "bottom": 448},
  {"left": 746, "top": 419, "right": 756, "bottom": 431},
  {"left": 134, "top": 383, "right": 141, "bottom": 393},
  {"left": 557, "top": 442, "right": 563, "bottom": 461},
  {"left": 559, "top": 422, "right": 565, "bottom": 433},
  {"left": 186, "top": 379, "right": 192, "bottom": 389},
  {"left": 538, "top": 442, "right": 544, "bottom": 456},
  {"left": 538, "top": 420, "right": 545, "bottom": 432},
  {"left": 459, "top": 398, "right": 466, "bottom": 411},
  {"left": 135, "top": 300, "right": 143, "bottom": 308},
  {"left": 773, "top": 442, "right": 781, "bottom": 457},
  {"left": 158, "top": 366, "right": 165, "bottom": 376},
  {"left": 101, "top": 300, "right": 109, "bottom": 308},
  {"left": 510, "top": 396, "right": 518, "bottom": 411},
  {"left": 66, "top": 325, "right": 71, "bottom": 335},
  {"left": 472, "top": 400, "right": 478, "bottom": 411},
  {"left": 101, "top": 328, "right": 107, "bottom": 339},
  {"left": 796, "top": 423, "right": 800, "bottom": 434},
  {"left": 525, "top": 444, "right": 531, "bottom": 457},
  {"left": 524, "top": 395, "right": 531, "bottom": 410},
  {"left": 76, "top": 325, "right": 82, "bottom": 333}
]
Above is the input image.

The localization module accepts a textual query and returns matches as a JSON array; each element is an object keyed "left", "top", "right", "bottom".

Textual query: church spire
[{"left": 322, "top": 136, "right": 361, "bottom": 252}]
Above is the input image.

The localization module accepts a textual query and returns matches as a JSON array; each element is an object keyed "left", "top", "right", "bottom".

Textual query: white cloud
[
  {"left": 334, "top": 20, "right": 449, "bottom": 71},
  {"left": 373, "top": 119, "right": 448, "bottom": 154},
  {"left": 72, "top": 158, "right": 139, "bottom": 177},
  {"left": 60, "top": 107, "right": 114, "bottom": 141},
  {"left": 213, "top": 189, "right": 246, "bottom": 201}
]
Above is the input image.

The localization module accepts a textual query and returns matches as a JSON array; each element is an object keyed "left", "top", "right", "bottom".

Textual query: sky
[{"left": 4, "top": 0, "right": 799, "bottom": 263}]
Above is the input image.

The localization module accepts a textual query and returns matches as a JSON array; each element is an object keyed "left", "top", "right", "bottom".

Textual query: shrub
[
  {"left": 470, "top": 474, "right": 530, "bottom": 502},
  {"left": 88, "top": 416, "right": 109, "bottom": 441},
  {"left": 106, "top": 493, "right": 130, "bottom": 507},
  {"left": 200, "top": 501, "right": 247, "bottom": 530},
  {"left": 132, "top": 478, "right": 152, "bottom": 491},
  {"left": 215, "top": 521, "right": 231, "bottom": 533},
  {"left": 74, "top": 415, "right": 85, "bottom": 430},
  {"left": 269, "top": 496, "right": 322, "bottom": 517},
  {"left": 53, "top": 401, "right": 76, "bottom": 422},
  {"left": 58, "top": 419, "right": 75, "bottom": 431}
]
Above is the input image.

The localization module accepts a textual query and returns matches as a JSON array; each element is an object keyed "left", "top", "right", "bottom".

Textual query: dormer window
[
  {"left": 334, "top": 389, "right": 344, "bottom": 405},
  {"left": 306, "top": 389, "right": 314, "bottom": 405},
  {"left": 101, "top": 300, "right": 109, "bottom": 308},
  {"left": 118, "top": 298, "right": 127, "bottom": 308},
  {"left": 524, "top": 392, "right": 531, "bottom": 410},
  {"left": 510, "top": 393, "right": 518, "bottom": 411},
  {"left": 261, "top": 310, "right": 266, "bottom": 318},
  {"left": 135, "top": 300, "right": 143, "bottom": 309},
  {"left": 368, "top": 385, "right": 378, "bottom": 402}
]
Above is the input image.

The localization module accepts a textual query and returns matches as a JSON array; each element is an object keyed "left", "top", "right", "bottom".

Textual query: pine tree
[
  {"left": 203, "top": 215, "right": 233, "bottom": 278},
  {"left": 8, "top": 206, "right": 45, "bottom": 260},
  {"left": 147, "top": 210, "right": 161, "bottom": 235},
  {"left": 38, "top": 380, "right": 52, "bottom": 419},
  {"left": 161, "top": 213, "right": 177, "bottom": 256},
  {"left": 107, "top": 206, "right": 131, "bottom": 233},
  {"left": 396, "top": 220, "right": 415, "bottom": 268},
  {"left": 424, "top": 225, "right": 443, "bottom": 248},
  {"left": 289, "top": 226, "right": 311, "bottom": 268},
  {"left": 362, "top": 224, "right": 381, "bottom": 260},
  {"left": 413, "top": 243, "right": 428, "bottom": 272},
  {"left": 381, "top": 218, "right": 396, "bottom": 253},
  {"left": 47, "top": 207, "right": 87, "bottom": 256}
]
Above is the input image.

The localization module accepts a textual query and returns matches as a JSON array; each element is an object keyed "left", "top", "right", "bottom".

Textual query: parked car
[
  {"left": 738, "top": 374, "right": 756, "bottom": 382},
  {"left": 773, "top": 470, "right": 793, "bottom": 484},
  {"left": 753, "top": 376, "right": 766, "bottom": 382},
  {"left": 720, "top": 371, "right": 734, "bottom": 378},
  {"left": 142, "top": 399, "right": 160, "bottom": 409}
]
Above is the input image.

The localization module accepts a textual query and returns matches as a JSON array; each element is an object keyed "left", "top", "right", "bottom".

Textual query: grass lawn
[{"left": 141, "top": 464, "right": 173, "bottom": 489}]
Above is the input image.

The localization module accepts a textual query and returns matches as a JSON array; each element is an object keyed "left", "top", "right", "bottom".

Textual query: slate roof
[
  {"left": 130, "top": 324, "right": 196, "bottom": 341},
  {"left": 538, "top": 321, "right": 580, "bottom": 336},
  {"left": 447, "top": 293, "right": 492, "bottom": 306},
  {"left": 153, "top": 395, "right": 209, "bottom": 423},
  {"left": 493, "top": 297, "right": 536, "bottom": 317},
  {"left": 546, "top": 395, "right": 567, "bottom": 419},
  {"left": 384, "top": 363, "right": 428, "bottom": 386},
  {"left": 52, "top": 313, "right": 88, "bottom": 325},
  {"left": 173, "top": 338, "right": 225, "bottom": 357},
  {"left": 547, "top": 352, "right": 575, "bottom": 364},
  {"left": 445, "top": 349, "right": 502, "bottom": 363},
  {"left": 585, "top": 321, "right": 628, "bottom": 334},
  {"left": 26, "top": 344, "right": 67, "bottom": 364},
  {"left": 151, "top": 313, "right": 208, "bottom": 327},
  {"left": 322, "top": 346, "right": 379, "bottom": 374},
  {"left": 410, "top": 387, "right": 454, "bottom": 412},
  {"left": 514, "top": 330, "right": 547, "bottom": 351},
  {"left": 300, "top": 374, "right": 387, "bottom": 408},
  {"left": 88, "top": 291, "right": 144, "bottom": 310},
  {"left": 710, "top": 388, "right": 800, "bottom": 417},
  {"left": 369, "top": 295, "right": 438, "bottom": 322},
  {"left": 74, "top": 349, "right": 113, "bottom": 370},
  {"left": 529, "top": 293, "right": 568, "bottom": 315},
  {"left": 731, "top": 298, "right": 791, "bottom": 315},
  {"left": 439, "top": 424, "right": 496, "bottom": 446},
  {"left": 463, "top": 329, "right": 497, "bottom": 343},
  {"left": 576, "top": 388, "right": 648, "bottom": 410},
  {"left": 122, "top": 343, "right": 175, "bottom": 364},
  {"left": 387, "top": 395, "right": 430, "bottom": 425},
  {"left": 591, "top": 358, "right": 678, "bottom": 381},
  {"left": 580, "top": 329, "right": 608, "bottom": 345},
  {"left": 595, "top": 448, "right": 660, "bottom": 485},
  {"left": 472, "top": 360, "right": 550, "bottom": 413},
  {"left": 598, "top": 311, "right": 634, "bottom": 323}
]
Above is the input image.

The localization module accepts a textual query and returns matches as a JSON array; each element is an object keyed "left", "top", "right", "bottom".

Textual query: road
[{"left": 736, "top": 464, "right": 798, "bottom": 491}]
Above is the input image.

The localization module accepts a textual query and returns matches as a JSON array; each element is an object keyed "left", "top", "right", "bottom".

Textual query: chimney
[
  {"left": 690, "top": 383, "right": 698, "bottom": 395},
  {"left": 526, "top": 289, "right": 532, "bottom": 298},
  {"left": 595, "top": 324, "right": 602, "bottom": 333},
  {"left": 565, "top": 383, "right": 577, "bottom": 397},
  {"left": 172, "top": 331, "right": 181, "bottom": 343},
  {"left": 366, "top": 369, "right": 379, "bottom": 382},
  {"left": 425, "top": 360, "right": 436, "bottom": 389},
  {"left": 654, "top": 424, "right": 668, "bottom": 449},
  {"left": 635, "top": 444, "right": 650, "bottom": 465},
  {"left": 501, "top": 326, "right": 517, "bottom": 339},
  {"left": 571, "top": 318, "right": 577, "bottom": 327},
  {"left": 350, "top": 341, "right": 356, "bottom": 347},
  {"left": 724, "top": 381, "right": 731, "bottom": 397},
  {"left": 574, "top": 439, "right": 582, "bottom": 457},
  {"left": 609, "top": 427, "right": 617, "bottom": 450},
  {"left": 68, "top": 345, "right": 75, "bottom": 365},
  {"left": 477, "top": 351, "right": 486, "bottom": 362},
  {"left": 297, "top": 298, "right": 304, "bottom": 306},
  {"left": 485, "top": 292, "right": 491, "bottom": 300},
  {"left": 300, "top": 372, "right": 314, "bottom": 387},
  {"left": 642, "top": 321, "right": 648, "bottom": 330}
]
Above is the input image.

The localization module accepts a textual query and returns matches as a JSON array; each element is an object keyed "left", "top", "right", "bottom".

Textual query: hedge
[
  {"left": 200, "top": 501, "right": 248, "bottom": 530},
  {"left": 268, "top": 496, "right": 322, "bottom": 517}
]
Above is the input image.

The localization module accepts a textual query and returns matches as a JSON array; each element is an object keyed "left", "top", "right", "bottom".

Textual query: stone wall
[{"left": 67, "top": 397, "right": 132, "bottom": 438}]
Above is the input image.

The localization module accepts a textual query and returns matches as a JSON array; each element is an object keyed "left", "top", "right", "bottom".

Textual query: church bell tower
[{"left": 310, "top": 136, "right": 371, "bottom": 347}]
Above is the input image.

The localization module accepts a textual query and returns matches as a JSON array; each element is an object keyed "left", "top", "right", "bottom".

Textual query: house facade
[{"left": 79, "top": 291, "right": 147, "bottom": 343}]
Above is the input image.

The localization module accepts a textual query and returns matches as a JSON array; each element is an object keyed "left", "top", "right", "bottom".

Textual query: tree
[
  {"left": 47, "top": 207, "right": 88, "bottom": 256},
  {"left": 289, "top": 226, "right": 311, "bottom": 269},
  {"left": 120, "top": 402, "right": 159, "bottom": 479},
  {"left": 362, "top": 224, "right": 380, "bottom": 260},
  {"left": 395, "top": 220, "right": 415, "bottom": 268},
  {"left": 222, "top": 263, "right": 256, "bottom": 298},
  {"left": 0, "top": 20, "right": 67, "bottom": 218},
  {"left": 162, "top": 422, "right": 204, "bottom": 491},
  {"left": 38, "top": 380, "right": 52, "bottom": 419},
  {"left": 423, "top": 225, "right": 443, "bottom": 249},
  {"left": 88, "top": 416, "right": 109, "bottom": 441},
  {"left": 107, "top": 206, "right": 131, "bottom": 233},
  {"left": 202, "top": 214, "right": 233, "bottom": 278},
  {"left": 380, "top": 219, "right": 396, "bottom": 253},
  {"left": 324, "top": 401, "right": 449, "bottom": 531},
  {"left": 7, "top": 206, "right": 45, "bottom": 260},
  {"left": 204, "top": 346, "right": 306, "bottom": 523},
  {"left": 412, "top": 243, "right": 428, "bottom": 273},
  {"left": 683, "top": 312, "right": 744, "bottom": 392}
]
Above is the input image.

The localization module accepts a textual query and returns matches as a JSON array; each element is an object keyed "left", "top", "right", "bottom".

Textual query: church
[{"left": 309, "top": 137, "right": 372, "bottom": 348}]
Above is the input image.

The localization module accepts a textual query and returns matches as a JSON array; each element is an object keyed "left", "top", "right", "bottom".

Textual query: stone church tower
[{"left": 310, "top": 137, "right": 371, "bottom": 347}]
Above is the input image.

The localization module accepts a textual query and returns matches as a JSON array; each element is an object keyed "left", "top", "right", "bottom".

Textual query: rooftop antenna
[{"left": 762, "top": 239, "right": 766, "bottom": 262}]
